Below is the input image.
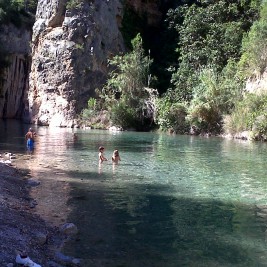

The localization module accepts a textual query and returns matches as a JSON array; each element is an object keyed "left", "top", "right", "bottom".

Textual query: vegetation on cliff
[
  {"left": 156, "top": 0, "right": 261, "bottom": 136},
  {"left": 82, "top": 34, "right": 158, "bottom": 130},
  {"left": 83, "top": 0, "right": 267, "bottom": 140},
  {"left": 225, "top": 1, "right": 267, "bottom": 140},
  {"left": 2, "top": 0, "right": 266, "bottom": 139},
  {"left": 0, "top": 0, "right": 37, "bottom": 26}
]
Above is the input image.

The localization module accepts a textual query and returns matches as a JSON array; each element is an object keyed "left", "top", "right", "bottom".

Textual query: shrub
[
  {"left": 66, "top": 0, "right": 82, "bottom": 10},
  {"left": 155, "top": 96, "right": 189, "bottom": 133},
  {"left": 238, "top": 1, "right": 267, "bottom": 79},
  {"left": 187, "top": 63, "right": 242, "bottom": 134},
  {"left": 82, "top": 97, "right": 97, "bottom": 118},
  {"left": 224, "top": 92, "right": 267, "bottom": 139},
  {"left": 110, "top": 102, "right": 136, "bottom": 129},
  {"left": 98, "top": 34, "right": 158, "bottom": 130}
]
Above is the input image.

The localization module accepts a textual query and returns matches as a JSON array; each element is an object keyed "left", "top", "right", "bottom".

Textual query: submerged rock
[
  {"left": 27, "top": 179, "right": 41, "bottom": 187},
  {"left": 54, "top": 252, "right": 81, "bottom": 265},
  {"left": 59, "top": 223, "right": 78, "bottom": 235}
]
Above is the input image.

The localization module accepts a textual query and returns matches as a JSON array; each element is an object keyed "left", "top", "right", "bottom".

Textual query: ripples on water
[{"left": 1, "top": 120, "right": 267, "bottom": 266}]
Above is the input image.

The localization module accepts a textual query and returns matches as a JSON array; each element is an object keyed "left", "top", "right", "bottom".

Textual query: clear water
[{"left": 1, "top": 120, "right": 267, "bottom": 267}]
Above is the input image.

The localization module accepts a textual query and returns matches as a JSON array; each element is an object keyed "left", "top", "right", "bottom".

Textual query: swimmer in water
[
  {"left": 98, "top": 146, "right": 107, "bottom": 164},
  {"left": 112, "top": 149, "right": 121, "bottom": 164}
]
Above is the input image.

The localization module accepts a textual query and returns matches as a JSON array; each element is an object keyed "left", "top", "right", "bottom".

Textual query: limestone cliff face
[
  {"left": 245, "top": 74, "right": 267, "bottom": 94},
  {"left": 28, "top": 0, "right": 125, "bottom": 127},
  {"left": 0, "top": 24, "right": 31, "bottom": 119}
]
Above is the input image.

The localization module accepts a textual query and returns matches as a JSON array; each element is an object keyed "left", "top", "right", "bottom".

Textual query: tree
[
  {"left": 99, "top": 34, "right": 158, "bottom": 130},
  {"left": 188, "top": 61, "right": 243, "bottom": 133},
  {"left": 167, "top": 0, "right": 260, "bottom": 102},
  {"left": 0, "top": 0, "right": 38, "bottom": 26},
  {"left": 239, "top": 0, "right": 267, "bottom": 78}
]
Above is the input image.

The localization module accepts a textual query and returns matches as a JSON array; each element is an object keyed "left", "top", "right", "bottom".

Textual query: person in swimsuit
[
  {"left": 112, "top": 150, "right": 121, "bottom": 164},
  {"left": 25, "top": 128, "right": 36, "bottom": 151},
  {"left": 99, "top": 146, "right": 107, "bottom": 164}
]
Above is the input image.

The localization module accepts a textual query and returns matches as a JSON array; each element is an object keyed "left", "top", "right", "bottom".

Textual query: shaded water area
[{"left": 1, "top": 120, "right": 267, "bottom": 266}]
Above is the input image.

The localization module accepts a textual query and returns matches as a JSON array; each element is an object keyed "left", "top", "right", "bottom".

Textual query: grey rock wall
[
  {"left": 0, "top": 24, "right": 31, "bottom": 119},
  {"left": 28, "top": 0, "right": 125, "bottom": 127}
]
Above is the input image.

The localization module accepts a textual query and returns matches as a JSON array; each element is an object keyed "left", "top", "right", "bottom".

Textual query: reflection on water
[{"left": 1, "top": 120, "right": 267, "bottom": 266}]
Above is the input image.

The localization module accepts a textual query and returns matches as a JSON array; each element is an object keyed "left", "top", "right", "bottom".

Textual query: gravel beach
[{"left": 0, "top": 162, "right": 63, "bottom": 266}]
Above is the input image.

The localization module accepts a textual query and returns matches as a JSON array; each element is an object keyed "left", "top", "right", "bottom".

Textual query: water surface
[{"left": 1, "top": 120, "right": 267, "bottom": 267}]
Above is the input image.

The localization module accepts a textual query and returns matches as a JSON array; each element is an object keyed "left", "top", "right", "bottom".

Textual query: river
[{"left": 1, "top": 119, "right": 267, "bottom": 267}]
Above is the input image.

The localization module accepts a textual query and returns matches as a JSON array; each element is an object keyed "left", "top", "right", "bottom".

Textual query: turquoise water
[{"left": 1, "top": 120, "right": 267, "bottom": 266}]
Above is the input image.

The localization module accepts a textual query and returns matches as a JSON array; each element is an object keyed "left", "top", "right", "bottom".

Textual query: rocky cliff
[
  {"left": 27, "top": 0, "right": 125, "bottom": 127},
  {"left": 0, "top": 24, "right": 31, "bottom": 119},
  {"left": 0, "top": 0, "right": 164, "bottom": 126}
]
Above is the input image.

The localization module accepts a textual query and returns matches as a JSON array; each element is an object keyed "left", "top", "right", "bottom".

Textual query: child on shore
[
  {"left": 99, "top": 146, "right": 107, "bottom": 164},
  {"left": 112, "top": 150, "right": 121, "bottom": 164}
]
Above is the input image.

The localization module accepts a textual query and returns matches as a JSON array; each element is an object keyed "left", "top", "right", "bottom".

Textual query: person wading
[{"left": 25, "top": 128, "right": 36, "bottom": 151}]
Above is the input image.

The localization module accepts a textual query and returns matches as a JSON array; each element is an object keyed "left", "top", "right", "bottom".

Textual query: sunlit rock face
[
  {"left": 28, "top": 0, "right": 125, "bottom": 127},
  {"left": 245, "top": 73, "right": 267, "bottom": 95},
  {"left": 0, "top": 24, "right": 31, "bottom": 119}
]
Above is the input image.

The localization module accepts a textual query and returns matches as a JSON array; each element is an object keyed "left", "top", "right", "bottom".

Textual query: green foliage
[
  {"left": 26, "top": 0, "right": 38, "bottom": 13},
  {"left": 155, "top": 96, "right": 189, "bottom": 134},
  {"left": 66, "top": 0, "right": 82, "bottom": 10},
  {"left": 74, "top": 43, "right": 84, "bottom": 51},
  {"left": 87, "top": 97, "right": 96, "bottom": 110},
  {"left": 188, "top": 68, "right": 223, "bottom": 133},
  {"left": 120, "top": 1, "right": 179, "bottom": 94},
  {"left": 81, "top": 98, "right": 111, "bottom": 129},
  {"left": 224, "top": 1, "right": 267, "bottom": 140},
  {"left": 110, "top": 102, "right": 136, "bottom": 129},
  {"left": 99, "top": 33, "right": 158, "bottom": 130},
  {"left": 238, "top": 1, "right": 267, "bottom": 79},
  {"left": 187, "top": 62, "right": 243, "bottom": 134},
  {"left": 224, "top": 93, "right": 267, "bottom": 140},
  {"left": 82, "top": 97, "right": 97, "bottom": 119},
  {"left": 66, "top": 0, "right": 94, "bottom": 10},
  {"left": 154, "top": 0, "right": 261, "bottom": 135},
  {"left": 168, "top": 0, "right": 260, "bottom": 102},
  {"left": 0, "top": 0, "right": 37, "bottom": 27},
  {"left": 252, "top": 113, "right": 267, "bottom": 140}
]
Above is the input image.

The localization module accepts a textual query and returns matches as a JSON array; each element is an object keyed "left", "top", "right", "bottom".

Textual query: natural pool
[{"left": 1, "top": 120, "right": 267, "bottom": 267}]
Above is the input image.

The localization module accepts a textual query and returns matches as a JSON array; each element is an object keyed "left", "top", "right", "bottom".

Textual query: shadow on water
[
  {"left": 60, "top": 170, "right": 266, "bottom": 267},
  {"left": 2, "top": 121, "right": 267, "bottom": 266},
  {"left": 0, "top": 120, "right": 30, "bottom": 152}
]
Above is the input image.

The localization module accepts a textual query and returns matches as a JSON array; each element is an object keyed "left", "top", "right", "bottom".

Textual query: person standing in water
[
  {"left": 112, "top": 150, "right": 121, "bottom": 164},
  {"left": 98, "top": 146, "right": 107, "bottom": 164},
  {"left": 25, "top": 128, "right": 36, "bottom": 151}
]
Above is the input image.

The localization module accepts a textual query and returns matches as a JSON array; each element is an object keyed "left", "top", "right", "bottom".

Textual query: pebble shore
[{"left": 0, "top": 159, "right": 80, "bottom": 266}]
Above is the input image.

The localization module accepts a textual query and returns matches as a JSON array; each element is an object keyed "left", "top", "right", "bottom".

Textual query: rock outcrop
[
  {"left": 0, "top": 0, "right": 164, "bottom": 126},
  {"left": 245, "top": 72, "right": 267, "bottom": 94},
  {"left": 0, "top": 24, "right": 31, "bottom": 119},
  {"left": 28, "top": 0, "right": 125, "bottom": 127}
]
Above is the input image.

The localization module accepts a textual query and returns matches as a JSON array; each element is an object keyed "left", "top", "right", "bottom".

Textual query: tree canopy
[{"left": 167, "top": 0, "right": 260, "bottom": 101}]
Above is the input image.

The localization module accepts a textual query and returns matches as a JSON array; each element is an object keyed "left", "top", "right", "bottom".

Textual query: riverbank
[{"left": 0, "top": 162, "right": 64, "bottom": 266}]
